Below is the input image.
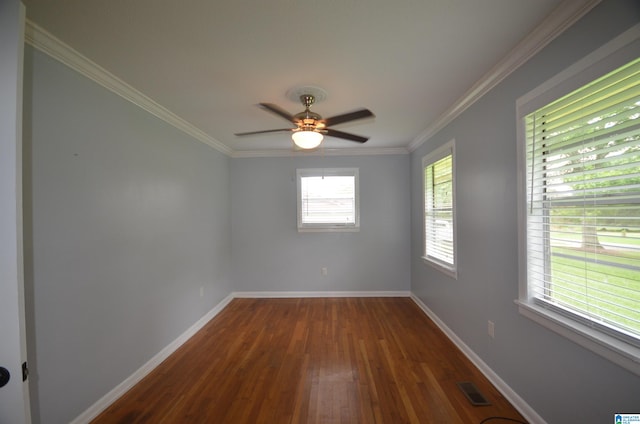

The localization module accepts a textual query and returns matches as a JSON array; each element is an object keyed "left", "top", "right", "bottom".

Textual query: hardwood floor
[{"left": 92, "top": 298, "right": 527, "bottom": 423}]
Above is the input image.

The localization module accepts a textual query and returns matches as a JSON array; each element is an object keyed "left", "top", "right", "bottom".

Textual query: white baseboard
[
  {"left": 409, "top": 293, "right": 546, "bottom": 424},
  {"left": 70, "top": 293, "right": 234, "bottom": 424},
  {"left": 74, "top": 290, "right": 538, "bottom": 424},
  {"left": 70, "top": 290, "right": 407, "bottom": 423},
  {"left": 232, "top": 290, "right": 411, "bottom": 298}
]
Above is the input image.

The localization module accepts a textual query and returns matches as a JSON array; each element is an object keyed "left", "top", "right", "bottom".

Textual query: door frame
[{"left": 0, "top": 1, "right": 31, "bottom": 422}]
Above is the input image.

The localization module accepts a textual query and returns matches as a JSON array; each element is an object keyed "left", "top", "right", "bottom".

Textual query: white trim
[
  {"left": 410, "top": 294, "right": 547, "bottom": 424},
  {"left": 421, "top": 139, "right": 457, "bottom": 278},
  {"left": 1, "top": 2, "right": 31, "bottom": 422},
  {"left": 232, "top": 291, "right": 411, "bottom": 298},
  {"left": 297, "top": 227, "right": 360, "bottom": 233},
  {"left": 24, "top": 21, "right": 234, "bottom": 157},
  {"left": 70, "top": 290, "right": 409, "bottom": 422},
  {"left": 69, "top": 293, "right": 235, "bottom": 424},
  {"left": 515, "top": 23, "right": 640, "bottom": 377},
  {"left": 516, "top": 22, "right": 640, "bottom": 116},
  {"left": 21, "top": 20, "right": 409, "bottom": 159},
  {"left": 516, "top": 301, "right": 640, "bottom": 377},
  {"left": 23, "top": 0, "right": 599, "bottom": 158},
  {"left": 297, "top": 168, "right": 360, "bottom": 232},
  {"left": 408, "top": 0, "right": 601, "bottom": 152},
  {"left": 420, "top": 257, "right": 457, "bottom": 279},
  {"left": 231, "top": 147, "right": 409, "bottom": 158}
]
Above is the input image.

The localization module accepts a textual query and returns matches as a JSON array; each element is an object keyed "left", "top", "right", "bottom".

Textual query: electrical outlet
[
  {"left": 200, "top": 286, "right": 204, "bottom": 298},
  {"left": 321, "top": 267, "right": 328, "bottom": 276},
  {"left": 488, "top": 320, "right": 495, "bottom": 339}
]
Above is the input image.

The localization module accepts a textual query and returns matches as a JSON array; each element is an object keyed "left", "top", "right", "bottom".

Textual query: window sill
[
  {"left": 421, "top": 256, "right": 457, "bottom": 279},
  {"left": 516, "top": 300, "right": 640, "bottom": 377},
  {"left": 298, "top": 226, "right": 360, "bottom": 233}
]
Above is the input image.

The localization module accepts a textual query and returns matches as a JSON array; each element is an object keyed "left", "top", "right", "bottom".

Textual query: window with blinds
[
  {"left": 297, "top": 168, "right": 359, "bottom": 232},
  {"left": 524, "top": 57, "right": 640, "bottom": 346},
  {"left": 423, "top": 140, "right": 456, "bottom": 276}
]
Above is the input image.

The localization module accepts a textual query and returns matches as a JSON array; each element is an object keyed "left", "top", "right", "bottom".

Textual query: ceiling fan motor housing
[
  {"left": 293, "top": 105, "right": 324, "bottom": 131},
  {"left": 234, "top": 84, "right": 372, "bottom": 144}
]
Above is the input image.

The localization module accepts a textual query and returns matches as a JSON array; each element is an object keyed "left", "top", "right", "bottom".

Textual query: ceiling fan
[{"left": 234, "top": 93, "right": 374, "bottom": 149}]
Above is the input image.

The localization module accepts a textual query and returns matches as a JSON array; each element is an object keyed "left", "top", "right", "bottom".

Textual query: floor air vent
[{"left": 456, "top": 381, "right": 491, "bottom": 406}]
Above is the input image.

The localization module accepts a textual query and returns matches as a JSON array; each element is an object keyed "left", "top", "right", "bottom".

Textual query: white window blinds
[
  {"left": 525, "top": 57, "right": 640, "bottom": 343},
  {"left": 297, "top": 168, "right": 359, "bottom": 232},
  {"left": 301, "top": 176, "right": 355, "bottom": 224},
  {"left": 424, "top": 144, "right": 455, "bottom": 272}
]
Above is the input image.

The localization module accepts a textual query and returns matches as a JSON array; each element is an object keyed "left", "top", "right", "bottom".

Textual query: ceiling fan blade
[
  {"left": 323, "top": 108, "right": 374, "bottom": 127},
  {"left": 234, "top": 128, "right": 293, "bottom": 136},
  {"left": 325, "top": 128, "right": 369, "bottom": 143},
  {"left": 258, "top": 103, "right": 297, "bottom": 123}
]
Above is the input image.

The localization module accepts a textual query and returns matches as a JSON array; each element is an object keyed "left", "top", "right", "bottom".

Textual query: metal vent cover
[{"left": 456, "top": 381, "right": 491, "bottom": 406}]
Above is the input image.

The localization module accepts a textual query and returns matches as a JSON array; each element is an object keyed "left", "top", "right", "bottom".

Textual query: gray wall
[
  {"left": 21, "top": 1, "right": 640, "bottom": 423},
  {"left": 23, "top": 46, "right": 232, "bottom": 423},
  {"left": 231, "top": 155, "right": 410, "bottom": 293},
  {"left": 410, "top": 1, "right": 640, "bottom": 423}
]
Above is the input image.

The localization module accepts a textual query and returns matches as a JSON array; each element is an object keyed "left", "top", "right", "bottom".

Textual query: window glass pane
[
  {"left": 301, "top": 176, "right": 356, "bottom": 224},
  {"left": 297, "top": 168, "right": 359, "bottom": 232},
  {"left": 424, "top": 147, "right": 455, "bottom": 270},
  {"left": 525, "top": 57, "right": 640, "bottom": 343}
]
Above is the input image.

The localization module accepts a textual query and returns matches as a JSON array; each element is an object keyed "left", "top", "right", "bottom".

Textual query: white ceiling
[{"left": 23, "top": 0, "right": 589, "bottom": 155}]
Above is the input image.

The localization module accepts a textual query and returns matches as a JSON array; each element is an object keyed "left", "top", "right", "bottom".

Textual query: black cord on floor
[{"left": 479, "top": 417, "right": 528, "bottom": 424}]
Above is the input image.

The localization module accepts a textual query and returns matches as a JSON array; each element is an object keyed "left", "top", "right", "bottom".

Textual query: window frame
[
  {"left": 516, "top": 23, "right": 640, "bottom": 376},
  {"left": 296, "top": 168, "right": 360, "bottom": 233},
  {"left": 422, "top": 139, "right": 457, "bottom": 278}
]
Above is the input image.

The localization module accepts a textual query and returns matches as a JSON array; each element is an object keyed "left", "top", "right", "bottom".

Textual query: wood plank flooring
[{"left": 92, "top": 297, "right": 527, "bottom": 423}]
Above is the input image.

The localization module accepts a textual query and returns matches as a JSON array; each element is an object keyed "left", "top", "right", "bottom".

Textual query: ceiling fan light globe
[{"left": 292, "top": 131, "right": 323, "bottom": 149}]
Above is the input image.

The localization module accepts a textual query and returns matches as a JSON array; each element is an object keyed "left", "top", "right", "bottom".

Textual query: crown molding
[
  {"left": 407, "top": 0, "right": 601, "bottom": 152},
  {"left": 25, "top": 20, "right": 409, "bottom": 158},
  {"left": 231, "top": 146, "right": 409, "bottom": 158},
  {"left": 23, "top": 22, "right": 407, "bottom": 159},
  {"left": 24, "top": 0, "right": 600, "bottom": 159},
  {"left": 24, "top": 20, "right": 234, "bottom": 157}
]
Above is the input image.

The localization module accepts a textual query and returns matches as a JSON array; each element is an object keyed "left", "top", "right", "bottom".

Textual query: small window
[
  {"left": 297, "top": 168, "right": 359, "bottom": 232},
  {"left": 422, "top": 140, "right": 457, "bottom": 276},
  {"left": 517, "top": 26, "right": 640, "bottom": 375}
]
